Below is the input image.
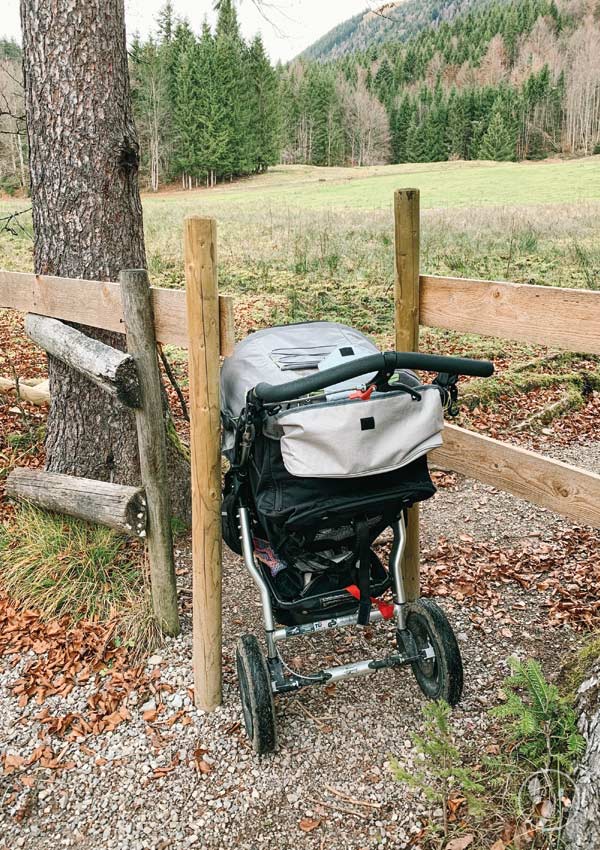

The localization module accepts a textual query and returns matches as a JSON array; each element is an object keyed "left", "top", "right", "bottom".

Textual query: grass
[
  {"left": 2, "top": 161, "right": 600, "bottom": 350},
  {"left": 0, "top": 504, "right": 144, "bottom": 623},
  {"left": 1, "top": 156, "right": 599, "bottom": 636}
]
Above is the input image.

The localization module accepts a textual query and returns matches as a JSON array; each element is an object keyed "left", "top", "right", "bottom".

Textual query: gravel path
[{"left": 2, "top": 447, "right": 594, "bottom": 850}]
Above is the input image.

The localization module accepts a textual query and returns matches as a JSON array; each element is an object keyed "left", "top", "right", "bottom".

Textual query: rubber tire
[
  {"left": 402, "top": 598, "right": 463, "bottom": 706},
  {"left": 236, "top": 634, "right": 278, "bottom": 754}
]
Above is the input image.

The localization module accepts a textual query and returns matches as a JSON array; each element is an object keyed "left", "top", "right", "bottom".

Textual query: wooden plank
[
  {"left": 420, "top": 275, "right": 600, "bottom": 355},
  {"left": 6, "top": 468, "right": 147, "bottom": 537},
  {"left": 0, "top": 270, "right": 235, "bottom": 356},
  {"left": 120, "top": 269, "right": 180, "bottom": 637},
  {"left": 25, "top": 313, "right": 140, "bottom": 407},
  {"left": 184, "top": 216, "right": 223, "bottom": 713},
  {"left": 432, "top": 423, "right": 600, "bottom": 528},
  {"left": 394, "top": 188, "right": 421, "bottom": 603}
]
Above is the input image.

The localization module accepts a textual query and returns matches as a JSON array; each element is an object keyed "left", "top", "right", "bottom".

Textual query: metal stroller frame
[{"left": 228, "top": 348, "right": 494, "bottom": 753}]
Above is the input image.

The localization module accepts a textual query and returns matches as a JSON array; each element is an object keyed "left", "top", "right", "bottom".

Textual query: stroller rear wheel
[
  {"left": 236, "top": 634, "right": 278, "bottom": 754},
  {"left": 399, "top": 598, "right": 463, "bottom": 706}
]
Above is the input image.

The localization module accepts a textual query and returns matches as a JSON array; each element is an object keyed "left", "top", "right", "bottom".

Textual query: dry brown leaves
[
  {"left": 0, "top": 595, "right": 167, "bottom": 774},
  {"left": 421, "top": 527, "right": 600, "bottom": 631},
  {"left": 0, "top": 310, "right": 47, "bottom": 520}
]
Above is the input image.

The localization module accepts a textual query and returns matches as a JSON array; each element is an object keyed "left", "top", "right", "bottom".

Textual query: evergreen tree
[
  {"left": 478, "top": 100, "right": 516, "bottom": 160},
  {"left": 390, "top": 95, "right": 414, "bottom": 162},
  {"left": 424, "top": 84, "right": 448, "bottom": 161},
  {"left": 405, "top": 116, "right": 426, "bottom": 162},
  {"left": 195, "top": 22, "right": 228, "bottom": 184},
  {"left": 215, "top": 0, "right": 251, "bottom": 176},
  {"left": 172, "top": 44, "right": 200, "bottom": 186},
  {"left": 247, "top": 35, "right": 281, "bottom": 172}
]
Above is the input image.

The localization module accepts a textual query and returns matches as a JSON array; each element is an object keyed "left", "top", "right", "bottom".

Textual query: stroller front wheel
[
  {"left": 236, "top": 634, "right": 278, "bottom": 754},
  {"left": 399, "top": 598, "right": 464, "bottom": 706}
]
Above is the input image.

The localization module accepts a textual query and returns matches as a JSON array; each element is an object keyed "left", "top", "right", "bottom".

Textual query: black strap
[{"left": 356, "top": 519, "right": 371, "bottom": 626}]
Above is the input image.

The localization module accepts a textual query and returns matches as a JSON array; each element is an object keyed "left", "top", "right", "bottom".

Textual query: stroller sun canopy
[{"left": 221, "top": 321, "right": 379, "bottom": 424}]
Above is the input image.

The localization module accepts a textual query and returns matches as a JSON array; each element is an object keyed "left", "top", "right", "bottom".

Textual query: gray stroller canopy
[{"left": 221, "top": 321, "right": 379, "bottom": 423}]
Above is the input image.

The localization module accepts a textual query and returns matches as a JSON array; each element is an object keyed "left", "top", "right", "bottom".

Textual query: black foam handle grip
[{"left": 253, "top": 351, "right": 494, "bottom": 404}]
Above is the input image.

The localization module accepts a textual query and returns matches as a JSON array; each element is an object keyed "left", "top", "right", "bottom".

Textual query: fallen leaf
[
  {"left": 445, "top": 835, "right": 474, "bottom": 850},
  {"left": 299, "top": 818, "right": 321, "bottom": 833}
]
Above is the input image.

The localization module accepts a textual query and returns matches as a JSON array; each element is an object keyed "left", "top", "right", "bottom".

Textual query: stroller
[{"left": 221, "top": 321, "right": 494, "bottom": 753}]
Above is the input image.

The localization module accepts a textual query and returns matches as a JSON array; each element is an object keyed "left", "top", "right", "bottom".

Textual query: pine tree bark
[
  {"left": 20, "top": 0, "right": 190, "bottom": 522},
  {"left": 566, "top": 661, "right": 600, "bottom": 849}
]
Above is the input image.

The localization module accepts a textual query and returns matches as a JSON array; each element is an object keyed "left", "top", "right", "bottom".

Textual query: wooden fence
[{"left": 1, "top": 195, "right": 600, "bottom": 711}]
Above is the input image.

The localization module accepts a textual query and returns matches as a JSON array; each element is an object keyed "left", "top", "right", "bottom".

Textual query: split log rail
[{"left": 1, "top": 198, "right": 600, "bottom": 711}]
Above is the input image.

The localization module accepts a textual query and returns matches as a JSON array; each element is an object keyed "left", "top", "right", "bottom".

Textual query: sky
[{"left": 2, "top": 0, "right": 371, "bottom": 63}]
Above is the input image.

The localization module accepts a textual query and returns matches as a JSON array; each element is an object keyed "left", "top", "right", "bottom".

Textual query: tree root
[{"left": 514, "top": 386, "right": 584, "bottom": 432}]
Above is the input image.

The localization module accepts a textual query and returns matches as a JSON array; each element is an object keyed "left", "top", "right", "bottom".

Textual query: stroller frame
[
  {"left": 238, "top": 506, "right": 432, "bottom": 695},
  {"left": 226, "top": 342, "right": 494, "bottom": 753}
]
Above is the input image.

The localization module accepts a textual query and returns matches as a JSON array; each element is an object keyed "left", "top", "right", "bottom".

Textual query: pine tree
[
  {"left": 247, "top": 35, "right": 281, "bottom": 172},
  {"left": 156, "top": 1, "right": 175, "bottom": 44},
  {"left": 424, "top": 83, "right": 448, "bottom": 161},
  {"left": 446, "top": 89, "right": 469, "bottom": 159},
  {"left": 306, "top": 65, "right": 344, "bottom": 166},
  {"left": 405, "top": 116, "right": 426, "bottom": 162},
  {"left": 195, "top": 22, "right": 228, "bottom": 185},
  {"left": 478, "top": 100, "right": 516, "bottom": 161},
  {"left": 215, "top": 0, "right": 251, "bottom": 177},
  {"left": 172, "top": 43, "right": 200, "bottom": 187},
  {"left": 390, "top": 95, "right": 414, "bottom": 163}
]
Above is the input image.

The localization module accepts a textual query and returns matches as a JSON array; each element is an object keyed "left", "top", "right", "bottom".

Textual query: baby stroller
[{"left": 221, "top": 321, "right": 494, "bottom": 753}]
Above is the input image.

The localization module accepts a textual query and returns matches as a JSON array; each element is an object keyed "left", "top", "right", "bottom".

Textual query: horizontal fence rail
[
  {"left": 2, "top": 266, "right": 600, "bottom": 529},
  {"left": 433, "top": 424, "right": 600, "bottom": 528},
  {"left": 0, "top": 270, "right": 235, "bottom": 356},
  {"left": 420, "top": 275, "right": 600, "bottom": 356}
]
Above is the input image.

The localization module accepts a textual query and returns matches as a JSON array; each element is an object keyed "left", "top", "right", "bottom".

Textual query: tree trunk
[
  {"left": 19, "top": 0, "right": 190, "bottom": 523},
  {"left": 566, "top": 660, "right": 600, "bottom": 849}
]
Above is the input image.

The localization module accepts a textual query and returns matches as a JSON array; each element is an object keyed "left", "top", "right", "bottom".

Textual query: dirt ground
[{"left": 2, "top": 445, "right": 595, "bottom": 850}]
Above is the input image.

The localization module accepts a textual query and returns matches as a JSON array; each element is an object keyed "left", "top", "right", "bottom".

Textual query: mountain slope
[{"left": 301, "top": 0, "right": 509, "bottom": 61}]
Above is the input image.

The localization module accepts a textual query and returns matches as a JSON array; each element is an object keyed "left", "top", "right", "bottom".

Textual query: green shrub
[{"left": 492, "top": 657, "right": 585, "bottom": 775}]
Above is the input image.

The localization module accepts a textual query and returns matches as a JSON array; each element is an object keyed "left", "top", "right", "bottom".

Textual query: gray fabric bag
[
  {"left": 220, "top": 320, "right": 445, "bottom": 474},
  {"left": 277, "top": 386, "right": 443, "bottom": 479}
]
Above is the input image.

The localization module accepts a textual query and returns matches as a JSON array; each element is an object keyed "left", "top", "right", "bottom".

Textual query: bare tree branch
[
  {"left": 366, "top": 2, "right": 401, "bottom": 23},
  {"left": 0, "top": 208, "right": 32, "bottom": 238}
]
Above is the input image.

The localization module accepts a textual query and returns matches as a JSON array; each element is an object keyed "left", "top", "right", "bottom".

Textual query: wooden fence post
[
  {"left": 184, "top": 216, "right": 223, "bottom": 712},
  {"left": 120, "top": 269, "right": 180, "bottom": 637},
  {"left": 394, "top": 189, "right": 421, "bottom": 602}
]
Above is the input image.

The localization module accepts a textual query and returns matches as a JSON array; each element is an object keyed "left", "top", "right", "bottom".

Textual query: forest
[
  {"left": 281, "top": 0, "right": 600, "bottom": 167},
  {"left": 0, "top": 0, "right": 599, "bottom": 192}
]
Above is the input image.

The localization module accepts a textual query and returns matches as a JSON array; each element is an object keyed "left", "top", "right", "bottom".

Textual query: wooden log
[
  {"left": 0, "top": 376, "right": 50, "bottom": 405},
  {"left": 24, "top": 313, "right": 140, "bottom": 406},
  {"left": 5, "top": 468, "right": 147, "bottom": 537},
  {"left": 420, "top": 275, "right": 600, "bottom": 356},
  {"left": 432, "top": 423, "right": 600, "bottom": 528},
  {"left": 394, "top": 188, "right": 421, "bottom": 602},
  {"left": 120, "top": 269, "right": 180, "bottom": 637},
  {"left": 0, "top": 270, "right": 235, "bottom": 355},
  {"left": 184, "top": 216, "right": 223, "bottom": 713}
]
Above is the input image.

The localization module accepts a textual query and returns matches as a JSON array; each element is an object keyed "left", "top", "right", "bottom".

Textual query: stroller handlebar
[{"left": 253, "top": 351, "right": 494, "bottom": 404}]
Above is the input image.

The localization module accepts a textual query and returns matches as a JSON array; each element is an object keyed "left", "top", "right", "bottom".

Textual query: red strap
[
  {"left": 346, "top": 585, "right": 395, "bottom": 620},
  {"left": 349, "top": 385, "right": 375, "bottom": 401}
]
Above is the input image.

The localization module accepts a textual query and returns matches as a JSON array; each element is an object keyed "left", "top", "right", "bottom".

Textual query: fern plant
[
  {"left": 391, "top": 700, "right": 484, "bottom": 838},
  {"left": 491, "top": 657, "right": 585, "bottom": 775}
]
